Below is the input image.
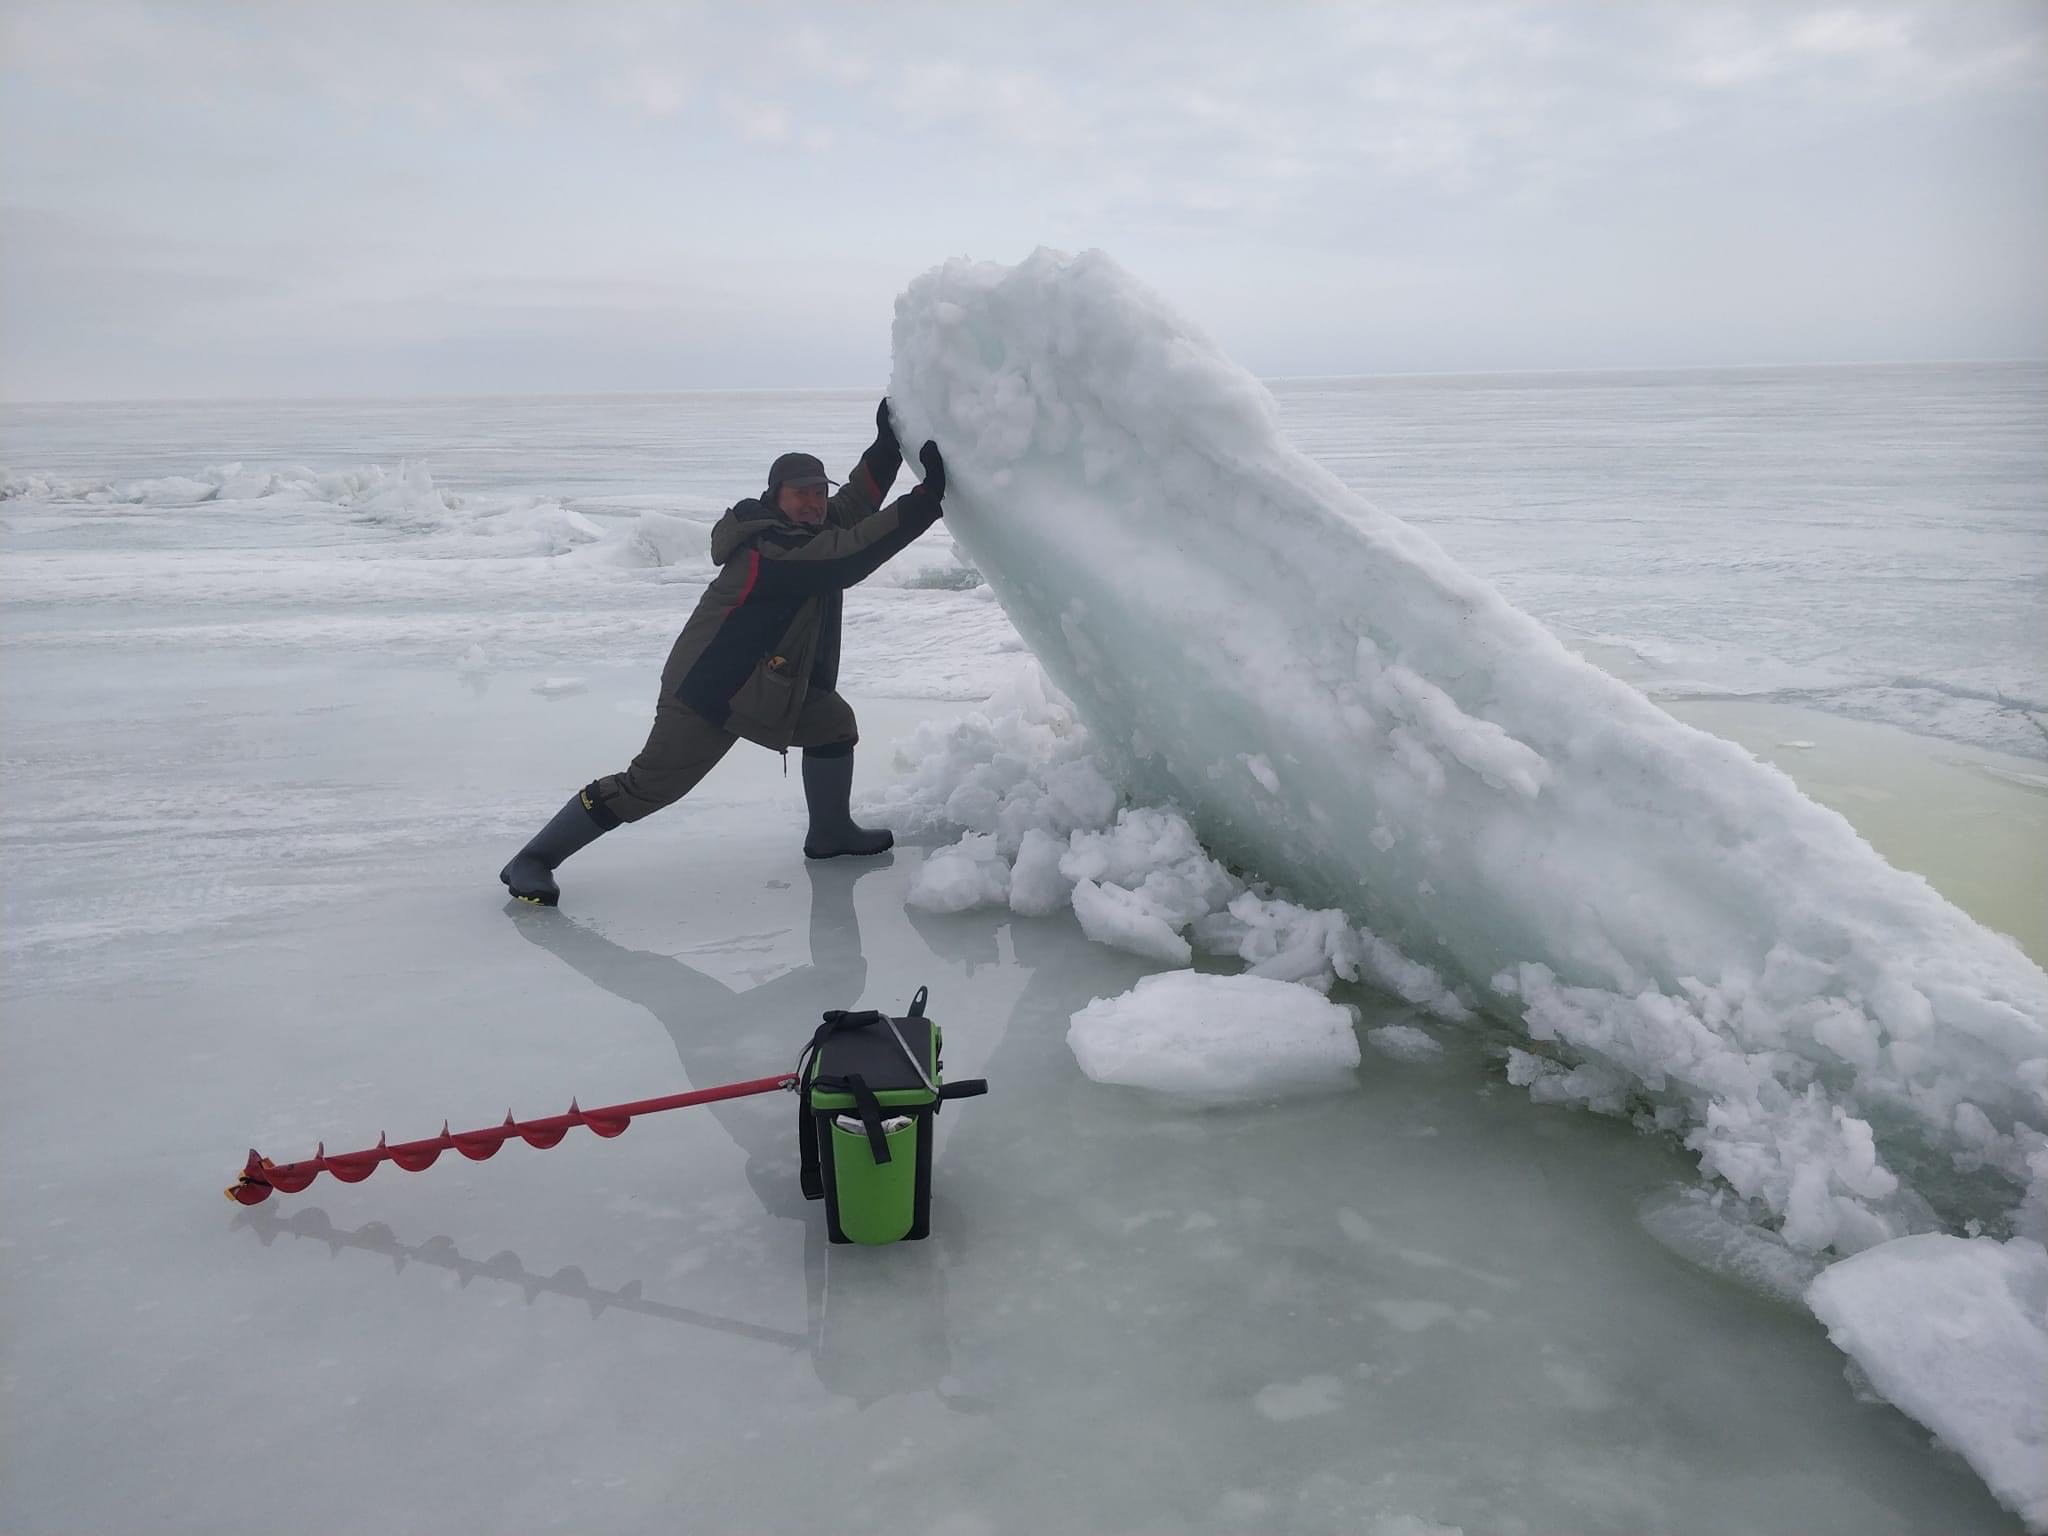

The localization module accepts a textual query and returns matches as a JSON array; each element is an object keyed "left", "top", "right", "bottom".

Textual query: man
[{"left": 501, "top": 398, "right": 946, "bottom": 905}]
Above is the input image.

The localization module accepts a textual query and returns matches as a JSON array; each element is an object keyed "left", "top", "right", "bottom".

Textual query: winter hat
[{"left": 767, "top": 452, "right": 839, "bottom": 492}]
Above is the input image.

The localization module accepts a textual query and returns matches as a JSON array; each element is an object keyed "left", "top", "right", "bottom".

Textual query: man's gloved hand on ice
[{"left": 918, "top": 440, "right": 946, "bottom": 505}]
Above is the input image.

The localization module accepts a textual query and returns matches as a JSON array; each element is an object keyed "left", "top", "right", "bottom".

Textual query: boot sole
[{"left": 500, "top": 864, "right": 560, "bottom": 905}]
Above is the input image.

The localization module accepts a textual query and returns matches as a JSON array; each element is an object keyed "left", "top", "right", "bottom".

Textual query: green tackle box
[{"left": 797, "top": 987, "right": 985, "bottom": 1245}]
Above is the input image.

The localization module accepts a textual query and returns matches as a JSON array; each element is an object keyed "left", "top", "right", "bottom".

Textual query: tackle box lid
[{"left": 805, "top": 1013, "right": 939, "bottom": 1110}]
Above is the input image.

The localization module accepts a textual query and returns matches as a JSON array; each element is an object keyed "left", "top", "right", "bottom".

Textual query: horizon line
[{"left": 4, "top": 355, "right": 2044, "bottom": 411}]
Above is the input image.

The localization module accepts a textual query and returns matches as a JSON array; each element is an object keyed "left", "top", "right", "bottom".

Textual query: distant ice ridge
[
  {"left": 0, "top": 459, "right": 722, "bottom": 566},
  {"left": 4, "top": 460, "right": 468, "bottom": 518},
  {"left": 885, "top": 248, "right": 2048, "bottom": 1262},
  {"left": 2, "top": 459, "right": 978, "bottom": 586}
]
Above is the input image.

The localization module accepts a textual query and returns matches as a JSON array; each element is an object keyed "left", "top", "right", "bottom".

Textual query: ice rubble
[
  {"left": 1634, "top": 1186, "right": 1826, "bottom": 1308},
  {"left": 880, "top": 248, "right": 2048, "bottom": 1524},
  {"left": 885, "top": 247, "right": 2047, "bottom": 1260},
  {"left": 884, "top": 256, "right": 2048, "bottom": 1531},
  {"left": 892, "top": 665, "right": 1469, "bottom": 1015},
  {"left": 1808, "top": 1235, "right": 2048, "bottom": 1531},
  {"left": 1068, "top": 970, "right": 1362, "bottom": 1101},
  {"left": 1366, "top": 1024, "right": 1446, "bottom": 1064}
]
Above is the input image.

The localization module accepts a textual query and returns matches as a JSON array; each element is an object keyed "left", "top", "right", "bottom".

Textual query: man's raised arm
[
  {"left": 827, "top": 397, "right": 904, "bottom": 526},
  {"left": 758, "top": 441, "right": 945, "bottom": 596}
]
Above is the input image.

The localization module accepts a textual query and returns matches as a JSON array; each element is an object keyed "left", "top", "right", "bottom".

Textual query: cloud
[
  {"left": 721, "top": 92, "right": 791, "bottom": 144},
  {"left": 791, "top": 24, "right": 870, "bottom": 86},
  {"left": 1789, "top": 7, "right": 1915, "bottom": 58},
  {"left": 606, "top": 64, "right": 693, "bottom": 118},
  {"left": 3, "top": 0, "right": 2043, "bottom": 398}
]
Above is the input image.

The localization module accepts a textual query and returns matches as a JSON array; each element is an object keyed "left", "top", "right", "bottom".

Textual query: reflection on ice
[
  {"left": 230, "top": 1206, "right": 808, "bottom": 1348},
  {"left": 502, "top": 856, "right": 973, "bottom": 1410},
  {"left": 506, "top": 856, "right": 891, "bottom": 1220},
  {"left": 230, "top": 1202, "right": 972, "bottom": 1413}
]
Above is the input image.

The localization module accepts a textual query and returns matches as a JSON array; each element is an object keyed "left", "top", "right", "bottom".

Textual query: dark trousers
[{"left": 587, "top": 690, "right": 858, "bottom": 824}]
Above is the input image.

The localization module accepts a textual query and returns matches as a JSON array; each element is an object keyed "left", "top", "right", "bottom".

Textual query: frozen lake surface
[
  {"left": 1, "top": 676, "right": 2022, "bottom": 1535},
  {"left": 3, "top": 362, "right": 2042, "bottom": 1532},
  {"left": 9, "top": 359, "right": 2043, "bottom": 757}
]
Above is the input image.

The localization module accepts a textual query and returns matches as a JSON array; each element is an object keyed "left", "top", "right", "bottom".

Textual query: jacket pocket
[{"left": 727, "top": 650, "right": 802, "bottom": 734}]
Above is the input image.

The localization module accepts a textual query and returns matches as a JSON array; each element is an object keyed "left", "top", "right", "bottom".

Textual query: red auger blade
[
  {"left": 325, "top": 1142, "right": 382, "bottom": 1183},
  {"left": 224, "top": 1073, "right": 797, "bottom": 1205},
  {"left": 388, "top": 1130, "right": 445, "bottom": 1174},
  {"left": 452, "top": 1127, "right": 506, "bottom": 1161},
  {"left": 266, "top": 1158, "right": 322, "bottom": 1195},
  {"left": 515, "top": 1114, "right": 568, "bottom": 1150}
]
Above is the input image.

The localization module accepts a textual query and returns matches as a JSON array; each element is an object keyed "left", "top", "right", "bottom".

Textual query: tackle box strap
[
  {"left": 796, "top": 1007, "right": 900, "bottom": 1199},
  {"left": 799, "top": 1097, "right": 823, "bottom": 1201},
  {"left": 836, "top": 1073, "right": 892, "bottom": 1166}
]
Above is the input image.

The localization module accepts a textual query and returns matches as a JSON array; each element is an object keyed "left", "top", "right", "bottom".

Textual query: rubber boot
[
  {"left": 500, "top": 787, "right": 614, "bottom": 905},
  {"left": 802, "top": 747, "right": 893, "bottom": 859}
]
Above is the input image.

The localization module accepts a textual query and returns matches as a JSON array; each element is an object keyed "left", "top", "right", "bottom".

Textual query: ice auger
[{"left": 227, "top": 986, "right": 986, "bottom": 1246}]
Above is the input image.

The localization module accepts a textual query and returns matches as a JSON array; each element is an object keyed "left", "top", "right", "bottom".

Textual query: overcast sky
[{"left": 3, "top": 1, "right": 2044, "bottom": 401}]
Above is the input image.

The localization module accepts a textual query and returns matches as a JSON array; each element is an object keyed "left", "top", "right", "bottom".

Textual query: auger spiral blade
[{"left": 224, "top": 1072, "right": 797, "bottom": 1205}]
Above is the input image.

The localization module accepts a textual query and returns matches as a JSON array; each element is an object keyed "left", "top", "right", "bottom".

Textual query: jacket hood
[{"left": 710, "top": 494, "right": 786, "bottom": 565}]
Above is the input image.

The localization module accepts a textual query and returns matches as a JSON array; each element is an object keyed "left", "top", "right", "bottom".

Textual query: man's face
[{"left": 778, "top": 481, "right": 829, "bottom": 525}]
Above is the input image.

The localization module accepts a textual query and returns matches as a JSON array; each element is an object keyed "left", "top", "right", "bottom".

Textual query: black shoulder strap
[
  {"left": 797, "top": 1008, "right": 891, "bottom": 1199},
  {"left": 798, "top": 1099, "right": 823, "bottom": 1201}
]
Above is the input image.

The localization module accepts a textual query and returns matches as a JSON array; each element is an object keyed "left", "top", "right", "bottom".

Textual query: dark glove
[
  {"left": 856, "top": 398, "right": 904, "bottom": 498},
  {"left": 919, "top": 440, "right": 946, "bottom": 502}
]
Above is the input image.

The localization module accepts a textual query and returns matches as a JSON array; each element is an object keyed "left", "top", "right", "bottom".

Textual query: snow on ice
[
  {"left": 1067, "top": 971, "right": 1361, "bottom": 1101},
  {"left": 1809, "top": 1235, "right": 2048, "bottom": 1531}
]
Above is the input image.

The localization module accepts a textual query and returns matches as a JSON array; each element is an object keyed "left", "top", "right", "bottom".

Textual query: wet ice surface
[
  {"left": 0, "top": 666, "right": 2021, "bottom": 1535},
  {"left": 4, "top": 369, "right": 2041, "bottom": 1531}
]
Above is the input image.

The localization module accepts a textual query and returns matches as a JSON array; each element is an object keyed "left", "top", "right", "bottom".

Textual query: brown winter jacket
[{"left": 660, "top": 458, "right": 941, "bottom": 750}]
